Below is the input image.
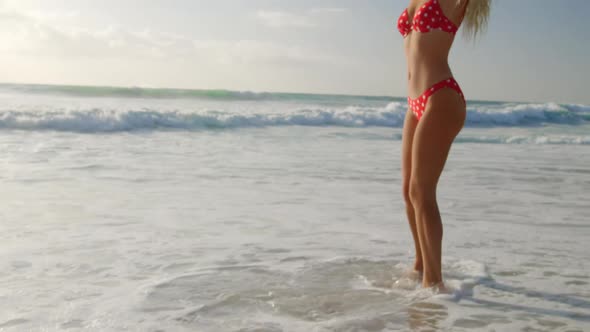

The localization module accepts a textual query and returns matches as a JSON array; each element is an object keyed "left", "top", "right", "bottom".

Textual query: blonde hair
[{"left": 459, "top": 0, "right": 491, "bottom": 40}]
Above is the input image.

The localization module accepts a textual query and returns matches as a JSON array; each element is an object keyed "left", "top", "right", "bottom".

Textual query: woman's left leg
[
  {"left": 409, "top": 88, "right": 466, "bottom": 288},
  {"left": 401, "top": 107, "right": 422, "bottom": 273}
]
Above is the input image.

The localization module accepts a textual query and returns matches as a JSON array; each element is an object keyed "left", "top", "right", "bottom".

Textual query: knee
[{"left": 408, "top": 179, "right": 436, "bottom": 208}]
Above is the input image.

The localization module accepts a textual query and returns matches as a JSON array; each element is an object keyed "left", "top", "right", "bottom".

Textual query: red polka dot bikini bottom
[{"left": 407, "top": 77, "right": 465, "bottom": 121}]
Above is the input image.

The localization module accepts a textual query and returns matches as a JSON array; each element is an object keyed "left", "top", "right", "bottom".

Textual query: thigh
[
  {"left": 411, "top": 89, "right": 466, "bottom": 189},
  {"left": 402, "top": 108, "right": 419, "bottom": 194}
]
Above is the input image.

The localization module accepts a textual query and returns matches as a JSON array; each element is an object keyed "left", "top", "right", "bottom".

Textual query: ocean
[{"left": 0, "top": 83, "right": 588, "bottom": 331}]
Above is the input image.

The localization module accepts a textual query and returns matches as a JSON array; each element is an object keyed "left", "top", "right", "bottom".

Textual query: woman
[{"left": 399, "top": 0, "right": 490, "bottom": 288}]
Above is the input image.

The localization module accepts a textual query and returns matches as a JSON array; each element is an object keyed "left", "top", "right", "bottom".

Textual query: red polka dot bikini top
[{"left": 397, "top": 0, "right": 459, "bottom": 37}]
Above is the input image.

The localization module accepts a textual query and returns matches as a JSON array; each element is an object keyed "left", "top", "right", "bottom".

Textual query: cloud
[
  {"left": 256, "top": 7, "right": 349, "bottom": 29},
  {"left": 256, "top": 10, "right": 315, "bottom": 28},
  {"left": 0, "top": 10, "right": 172, "bottom": 58},
  {"left": 194, "top": 40, "right": 349, "bottom": 66},
  {"left": 0, "top": 7, "right": 349, "bottom": 67},
  {"left": 309, "top": 8, "right": 349, "bottom": 15},
  {"left": 26, "top": 9, "right": 80, "bottom": 22}
]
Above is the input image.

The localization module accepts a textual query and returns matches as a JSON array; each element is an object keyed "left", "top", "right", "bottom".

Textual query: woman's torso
[{"left": 400, "top": 0, "right": 466, "bottom": 99}]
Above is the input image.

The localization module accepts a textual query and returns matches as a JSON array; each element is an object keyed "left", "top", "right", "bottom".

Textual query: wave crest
[{"left": 0, "top": 102, "right": 587, "bottom": 133}]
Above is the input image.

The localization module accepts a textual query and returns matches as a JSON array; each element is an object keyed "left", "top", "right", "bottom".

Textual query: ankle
[{"left": 413, "top": 261, "right": 423, "bottom": 272}]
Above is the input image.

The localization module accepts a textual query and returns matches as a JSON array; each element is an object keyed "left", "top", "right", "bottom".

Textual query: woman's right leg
[{"left": 401, "top": 108, "right": 422, "bottom": 272}]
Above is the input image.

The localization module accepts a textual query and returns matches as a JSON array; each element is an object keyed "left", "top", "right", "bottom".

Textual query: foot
[
  {"left": 401, "top": 268, "right": 423, "bottom": 281},
  {"left": 425, "top": 281, "right": 449, "bottom": 294},
  {"left": 430, "top": 282, "right": 463, "bottom": 302},
  {"left": 393, "top": 266, "right": 423, "bottom": 290}
]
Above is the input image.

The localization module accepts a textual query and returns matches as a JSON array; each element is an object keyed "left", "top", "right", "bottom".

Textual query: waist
[
  {"left": 407, "top": 56, "right": 451, "bottom": 73},
  {"left": 407, "top": 68, "right": 455, "bottom": 98}
]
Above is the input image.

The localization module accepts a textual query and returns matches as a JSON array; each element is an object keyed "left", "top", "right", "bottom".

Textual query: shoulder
[
  {"left": 438, "top": 0, "right": 468, "bottom": 12},
  {"left": 438, "top": 0, "right": 469, "bottom": 22}
]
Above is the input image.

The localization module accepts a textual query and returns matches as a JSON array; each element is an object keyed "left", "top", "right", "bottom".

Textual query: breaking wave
[{"left": 0, "top": 101, "right": 587, "bottom": 133}]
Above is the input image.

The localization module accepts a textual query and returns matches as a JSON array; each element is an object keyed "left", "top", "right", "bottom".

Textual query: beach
[{"left": 0, "top": 84, "right": 589, "bottom": 331}]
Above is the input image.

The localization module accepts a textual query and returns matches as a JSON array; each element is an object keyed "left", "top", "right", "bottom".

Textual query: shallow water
[
  {"left": 1, "top": 125, "right": 588, "bottom": 331},
  {"left": 1, "top": 87, "right": 589, "bottom": 331}
]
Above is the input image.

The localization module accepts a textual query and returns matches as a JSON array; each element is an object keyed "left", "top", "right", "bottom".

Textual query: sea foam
[{"left": 0, "top": 101, "right": 587, "bottom": 134}]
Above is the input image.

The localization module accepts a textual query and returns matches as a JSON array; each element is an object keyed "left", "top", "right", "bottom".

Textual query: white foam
[
  {"left": 0, "top": 99, "right": 587, "bottom": 133},
  {"left": 1, "top": 122, "right": 588, "bottom": 331},
  {"left": 402, "top": 259, "right": 491, "bottom": 304}
]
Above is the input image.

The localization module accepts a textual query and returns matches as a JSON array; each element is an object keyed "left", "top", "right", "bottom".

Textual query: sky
[{"left": 0, "top": 0, "right": 588, "bottom": 104}]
